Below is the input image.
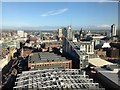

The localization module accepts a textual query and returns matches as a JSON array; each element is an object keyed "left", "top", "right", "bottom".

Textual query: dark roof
[{"left": 29, "top": 36, "right": 37, "bottom": 41}]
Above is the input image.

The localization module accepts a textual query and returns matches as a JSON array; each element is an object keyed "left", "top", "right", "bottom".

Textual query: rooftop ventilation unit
[{"left": 102, "top": 43, "right": 111, "bottom": 48}]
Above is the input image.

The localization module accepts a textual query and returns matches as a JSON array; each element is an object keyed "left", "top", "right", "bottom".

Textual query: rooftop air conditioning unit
[{"left": 102, "top": 43, "right": 111, "bottom": 48}]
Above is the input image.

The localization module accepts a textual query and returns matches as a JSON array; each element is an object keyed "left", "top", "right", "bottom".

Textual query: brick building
[{"left": 28, "top": 52, "right": 72, "bottom": 70}]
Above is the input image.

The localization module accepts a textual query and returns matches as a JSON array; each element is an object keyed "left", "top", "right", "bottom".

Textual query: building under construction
[{"left": 13, "top": 69, "right": 104, "bottom": 90}]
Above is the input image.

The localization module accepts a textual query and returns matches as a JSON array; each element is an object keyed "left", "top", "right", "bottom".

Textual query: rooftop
[
  {"left": 88, "top": 58, "right": 114, "bottom": 67},
  {"left": 28, "top": 52, "right": 68, "bottom": 63},
  {"left": 96, "top": 67, "right": 120, "bottom": 88},
  {"left": 14, "top": 69, "right": 104, "bottom": 90}
]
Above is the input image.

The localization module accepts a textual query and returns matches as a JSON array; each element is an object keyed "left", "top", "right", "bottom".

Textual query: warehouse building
[{"left": 28, "top": 52, "right": 72, "bottom": 70}]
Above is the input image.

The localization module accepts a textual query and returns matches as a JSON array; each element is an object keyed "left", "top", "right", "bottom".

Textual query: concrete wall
[{"left": 63, "top": 37, "right": 89, "bottom": 69}]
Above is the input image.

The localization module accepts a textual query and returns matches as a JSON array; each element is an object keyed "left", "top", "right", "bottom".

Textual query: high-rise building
[
  {"left": 79, "top": 28, "right": 83, "bottom": 40},
  {"left": 58, "top": 28, "right": 63, "bottom": 40},
  {"left": 67, "top": 26, "right": 73, "bottom": 40},
  {"left": 62, "top": 26, "right": 73, "bottom": 40},
  {"left": 119, "top": 25, "right": 120, "bottom": 41},
  {"left": 78, "top": 40, "right": 94, "bottom": 55},
  {"left": 119, "top": 29, "right": 120, "bottom": 40},
  {"left": 62, "top": 27, "right": 67, "bottom": 37},
  {"left": 62, "top": 37, "right": 89, "bottom": 69},
  {"left": 111, "top": 24, "right": 116, "bottom": 37}
]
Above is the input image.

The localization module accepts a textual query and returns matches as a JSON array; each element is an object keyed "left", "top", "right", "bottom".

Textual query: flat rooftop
[
  {"left": 88, "top": 58, "right": 114, "bottom": 67},
  {"left": 96, "top": 67, "right": 120, "bottom": 88},
  {"left": 29, "top": 52, "right": 68, "bottom": 63}
]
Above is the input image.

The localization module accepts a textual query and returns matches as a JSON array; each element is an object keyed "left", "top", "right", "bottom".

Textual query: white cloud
[
  {"left": 97, "top": 24, "right": 110, "bottom": 28},
  {"left": 41, "top": 8, "right": 69, "bottom": 16}
]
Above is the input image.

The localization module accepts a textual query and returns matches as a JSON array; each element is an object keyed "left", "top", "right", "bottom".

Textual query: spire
[
  {"left": 79, "top": 28, "right": 83, "bottom": 41},
  {"left": 68, "top": 25, "right": 71, "bottom": 30}
]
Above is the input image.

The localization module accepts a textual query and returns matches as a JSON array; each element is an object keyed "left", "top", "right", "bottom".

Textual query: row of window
[
  {"left": 81, "top": 45, "right": 94, "bottom": 52},
  {"left": 31, "top": 63, "right": 71, "bottom": 68}
]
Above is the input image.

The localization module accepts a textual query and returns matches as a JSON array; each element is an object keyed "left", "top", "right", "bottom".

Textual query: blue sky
[{"left": 2, "top": 2, "right": 118, "bottom": 30}]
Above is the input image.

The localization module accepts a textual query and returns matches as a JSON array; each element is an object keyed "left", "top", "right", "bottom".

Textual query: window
[{"left": 88, "top": 45, "right": 90, "bottom": 52}]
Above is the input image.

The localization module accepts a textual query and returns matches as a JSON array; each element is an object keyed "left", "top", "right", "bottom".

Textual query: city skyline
[
  {"left": 2, "top": 2, "right": 118, "bottom": 30},
  {"left": 1, "top": 1, "right": 120, "bottom": 89}
]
